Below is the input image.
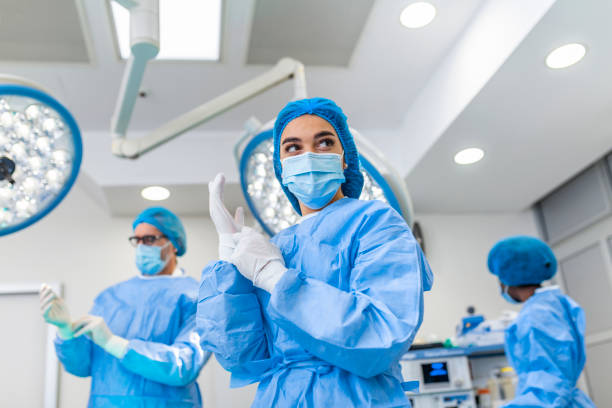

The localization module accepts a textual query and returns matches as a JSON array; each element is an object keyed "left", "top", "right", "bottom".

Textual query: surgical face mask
[
  {"left": 281, "top": 152, "right": 346, "bottom": 210},
  {"left": 136, "top": 242, "right": 170, "bottom": 276},
  {"left": 501, "top": 285, "right": 520, "bottom": 305}
]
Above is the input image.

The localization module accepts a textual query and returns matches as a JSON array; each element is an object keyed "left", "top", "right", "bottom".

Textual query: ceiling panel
[
  {"left": 0, "top": 0, "right": 90, "bottom": 63},
  {"left": 247, "top": 0, "right": 374, "bottom": 66}
]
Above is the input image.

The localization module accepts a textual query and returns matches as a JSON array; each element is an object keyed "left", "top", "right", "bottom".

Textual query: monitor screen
[{"left": 421, "top": 362, "right": 450, "bottom": 384}]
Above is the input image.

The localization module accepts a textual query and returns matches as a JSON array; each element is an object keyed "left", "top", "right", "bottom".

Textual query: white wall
[
  {"left": 0, "top": 178, "right": 257, "bottom": 408},
  {"left": 0, "top": 177, "right": 541, "bottom": 407},
  {"left": 414, "top": 211, "right": 540, "bottom": 340}
]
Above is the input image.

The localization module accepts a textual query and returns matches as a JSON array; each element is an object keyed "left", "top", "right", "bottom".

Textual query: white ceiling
[
  {"left": 1, "top": 0, "right": 610, "bottom": 215},
  {"left": 247, "top": 0, "right": 374, "bottom": 66},
  {"left": 406, "top": 0, "right": 612, "bottom": 212},
  {"left": 0, "top": 0, "right": 90, "bottom": 63}
]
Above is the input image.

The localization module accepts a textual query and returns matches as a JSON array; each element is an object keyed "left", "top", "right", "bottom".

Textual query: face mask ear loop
[{"left": 160, "top": 241, "right": 171, "bottom": 263}]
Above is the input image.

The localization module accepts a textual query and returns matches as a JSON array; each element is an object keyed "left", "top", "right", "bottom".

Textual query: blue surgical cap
[
  {"left": 133, "top": 207, "right": 186, "bottom": 256},
  {"left": 488, "top": 236, "right": 557, "bottom": 286},
  {"left": 273, "top": 97, "right": 364, "bottom": 215}
]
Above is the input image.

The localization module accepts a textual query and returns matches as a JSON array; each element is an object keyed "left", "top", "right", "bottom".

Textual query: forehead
[
  {"left": 280, "top": 114, "right": 337, "bottom": 141},
  {"left": 134, "top": 222, "right": 162, "bottom": 235}
]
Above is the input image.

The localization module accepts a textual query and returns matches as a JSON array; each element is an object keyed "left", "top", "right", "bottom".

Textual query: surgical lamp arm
[
  {"left": 114, "top": 0, "right": 138, "bottom": 8},
  {"left": 112, "top": 50, "right": 307, "bottom": 157},
  {"left": 110, "top": 0, "right": 159, "bottom": 142}
]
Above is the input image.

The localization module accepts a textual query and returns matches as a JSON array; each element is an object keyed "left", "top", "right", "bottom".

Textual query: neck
[
  {"left": 299, "top": 189, "right": 345, "bottom": 216},
  {"left": 510, "top": 285, "right": 540, "bottom": 302},
  {"left": 158, "top": 257, "right": 177, "bottom": 276}
]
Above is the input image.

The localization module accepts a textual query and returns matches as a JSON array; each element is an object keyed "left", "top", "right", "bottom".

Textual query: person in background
[
  {"left": 487, "top": 235, "right": 595, "bottom": 407},
  {"left": 40, "top": 206, "right": 210, "bottom": 407},
  {"left": 198, "top": 97, "right": 433, "bottom": 407}
]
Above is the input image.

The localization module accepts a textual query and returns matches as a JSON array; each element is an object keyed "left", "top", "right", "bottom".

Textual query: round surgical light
[
  {"left": 0, "top": 78, "right": 82, "bottom": 236},
  {"left": 400, "top": 2, "right": 436, "bottom": 29},
  {"left": 238, "top": 129, "right": 406, "bottom": 236},
  {"left": 141, "top": 186, "right": 170, "bottom": 201},
  {"left": 546, "top": 43, "right": 586, "bottom": 69},
  {"left": 454, "top": 148, "right": 484, "bottom": 165}
]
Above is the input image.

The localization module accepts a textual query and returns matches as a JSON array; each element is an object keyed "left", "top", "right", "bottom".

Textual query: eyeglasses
[{"left": 128, "top": 235, "right": 166, "bottom": 247}]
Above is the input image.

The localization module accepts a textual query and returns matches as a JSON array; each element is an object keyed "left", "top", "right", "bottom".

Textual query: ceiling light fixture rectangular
[{"left": 110, "top": 0, "right": 222, "bottom": 61}]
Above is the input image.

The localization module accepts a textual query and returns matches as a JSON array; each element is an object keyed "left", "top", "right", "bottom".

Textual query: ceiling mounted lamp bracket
[
  {"left": 109, "top": 1, "right": 307, "bottom": 159},
  {"left": 110, "top": 0, "right": 159, "bottom": 154}
]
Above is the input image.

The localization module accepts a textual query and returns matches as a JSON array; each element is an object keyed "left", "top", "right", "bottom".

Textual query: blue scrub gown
[
  {"left": 504, "top": 286, "right": 595, "bottom": 407},
  {"left": 198, "top": 198, "right": 433, "bottom": 407},
  {"left": 55, "top": 274, "right": 210, "bottom": 408}
]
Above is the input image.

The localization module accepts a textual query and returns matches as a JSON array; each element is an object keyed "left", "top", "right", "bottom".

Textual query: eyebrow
[
  {"left": 281, "top": 137, "right": 301, "bottom": 146},
  {"left": 281, "top": 131, "right": 337, "bottom": 145},
  {"left": 314, "top": 130, "right": 336, "bottom": 139}
]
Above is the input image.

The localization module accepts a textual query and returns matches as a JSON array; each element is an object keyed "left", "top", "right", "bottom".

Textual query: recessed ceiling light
[
  {"left": 400, "top": 2, "right": 437, "bottom": 29},
  {"left": 546, "top": 43, "right": 586, "bottom": 69},
  {"left": 454, "top": 148, "right": 484, "bottom": 165},
  {"left": 141, "top": 186, "right": 170, "bottom": 201},
  {"left": 110, "top": 0, "right": 222, "bottom": 60}
]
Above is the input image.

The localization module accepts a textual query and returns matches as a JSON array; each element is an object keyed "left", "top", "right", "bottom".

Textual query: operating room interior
[{"left": 1, "top": 0, "right": 612, "bottom": 407}]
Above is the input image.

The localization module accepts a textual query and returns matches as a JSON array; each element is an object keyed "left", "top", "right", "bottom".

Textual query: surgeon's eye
[
  {"left": 128, "top": 235, "right": 166, "bottom": 247},
  {"left": 316, "top": 138, "right": 335, "bottom": 150},
  {"left": 285, "top": 143, "right": 301, "bottom": 154}
]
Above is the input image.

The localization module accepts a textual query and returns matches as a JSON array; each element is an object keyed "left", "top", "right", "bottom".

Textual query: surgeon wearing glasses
[
  {"left": 198, "top": 98, "right": 433, "bottom": 407},
  {"left": 40, "top": 207, "right": 210, "bottom": 407}
]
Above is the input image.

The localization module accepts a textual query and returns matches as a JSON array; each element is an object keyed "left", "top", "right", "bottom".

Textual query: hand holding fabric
[
  {"left": 40, "top": 284, "right": 73, "bottom": 339},
  {"left": 230, "top": 226, "right": 287, "bottom": 292},
  {"left": 72, "top": 315, "right": 129, "bottom": 359},
  {"left": 209, "top": 173, "right": 245, "bottom": 260}
]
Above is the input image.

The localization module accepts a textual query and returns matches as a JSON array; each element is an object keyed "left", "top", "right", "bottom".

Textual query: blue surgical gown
[
  {"left": 504, "top": 287, "right": 595, "bottom": 407},
  {"left": 55, "top": 274, "right": 210, "bottom": 408},
  {"left": 198, "top": 198, "right": 433, "bottom": 407}
]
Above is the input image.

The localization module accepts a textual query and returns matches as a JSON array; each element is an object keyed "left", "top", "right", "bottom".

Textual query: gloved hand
[
  {"left": 39, "top": 284, "right": 73, "bottom": 339},
  {"left": 230, "top": 226, "right": 288, "bottom": 292},
  {"left": 209, "top": 173, "right": 245, "bottom": 261},
  {"left": 72, "top": 315, "right": 129, "bottom": 359}
]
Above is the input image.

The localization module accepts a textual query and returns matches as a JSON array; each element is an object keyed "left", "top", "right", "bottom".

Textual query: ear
[{"left": 168, "top": 241, "right": 178, "bottom": 255}]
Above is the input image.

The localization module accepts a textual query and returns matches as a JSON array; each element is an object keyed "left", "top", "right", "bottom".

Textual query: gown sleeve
[
  {"left": 267, "top": 205, "right": 433, "bottom": 378},
  {"left": 54, "top": 335, "right": 93, "bottom": 377},
  {"left": 118, "top": 312, "right": 210, "bottom": 387},
  {"left": 197, "top": 260, "right": 271, "bottom": 385}
]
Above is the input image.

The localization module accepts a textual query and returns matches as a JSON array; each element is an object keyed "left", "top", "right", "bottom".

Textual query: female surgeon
[
  {"left": 40, "top": 207, "right": 210, "bottom": 407},
  {"left": 197, "top": 97, "right": 433, "bottom": 407},
  {"left": 488, "top": 235, "right": 595, "bottom": 407}
]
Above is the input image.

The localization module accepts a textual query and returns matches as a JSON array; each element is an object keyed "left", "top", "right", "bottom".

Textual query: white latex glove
[
  {"left": 39, "top": 284, "right": 73, "bottom": 340},
  {"left": 72, "top": 315, "right": 129, "bottom": 359},
  {"left": 230, "top": 226, "right": 287, "bottom": 292},
  {"left": 209, "top": 173, "right": 245, "bottom": 260}
]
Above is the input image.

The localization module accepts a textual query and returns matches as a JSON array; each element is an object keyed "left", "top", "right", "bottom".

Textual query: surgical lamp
[
  {"left": 0, "top": 75, "right": 82, "bottom": 236},
  {"left": 109, "top": 1, "right": 413, "bottom": 234}
]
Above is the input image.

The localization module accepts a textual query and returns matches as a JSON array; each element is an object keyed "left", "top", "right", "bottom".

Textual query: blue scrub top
[
  {"left": 198, "top": 198, "right": 433, "bottom": 407},
  {"left": 55, "top": 274, "right": 210, "bottom": 408}
]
